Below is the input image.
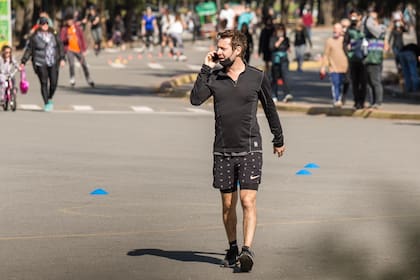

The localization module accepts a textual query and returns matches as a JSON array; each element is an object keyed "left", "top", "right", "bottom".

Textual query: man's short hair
[{"left": 217, "top": 29, "right": 247, "bottom": 59}]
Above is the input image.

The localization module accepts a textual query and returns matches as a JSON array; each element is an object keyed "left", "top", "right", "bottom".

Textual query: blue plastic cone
[
  {"left": 304, "top": 163, "right": 320, "bottom": 169},
  {"left": 90, "top": 188, "right": 108, "bottom": 195},
  {"left": 296, "top": 169, "right": 312, "bottom": 176}
]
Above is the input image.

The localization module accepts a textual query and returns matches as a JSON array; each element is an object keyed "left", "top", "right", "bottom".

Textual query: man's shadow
[{"left": 127, "top": 249, "right": 224, "bottom": 265}]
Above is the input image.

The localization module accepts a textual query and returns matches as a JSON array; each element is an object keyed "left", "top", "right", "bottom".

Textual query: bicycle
[{"left": 1, "top": 69, "right": 18, "bottom": 111}]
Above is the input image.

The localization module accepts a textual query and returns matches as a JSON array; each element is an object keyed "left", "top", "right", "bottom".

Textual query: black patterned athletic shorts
[{"left": 213, "top": 152, "right": 263, "bottom": 193}]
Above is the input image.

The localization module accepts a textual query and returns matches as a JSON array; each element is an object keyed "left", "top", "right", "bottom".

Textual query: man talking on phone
[{"left": 190, "top": 29, "right": 285, "bottom": 272}]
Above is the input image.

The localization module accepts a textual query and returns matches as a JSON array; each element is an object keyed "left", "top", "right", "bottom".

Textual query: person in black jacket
[
  {"left": 240, "top": 23, "right": 253, "bottom": 64},
  {"left": 270, "top": 23, "right": 293, "bottom": 102},
  {"left": 190, "top": 29, "right": 285, "bottom": 273},
  {"left": 20, "top": 17, "right": 65, "bottom": 111},
  {"left": 258, "top": 17, "right": 274, "bottom": 72}
]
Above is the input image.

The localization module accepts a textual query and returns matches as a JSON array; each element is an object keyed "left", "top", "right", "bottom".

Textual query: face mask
[
  {"left": 220, "top": 57, "right": 235, "bottom": 68},
  {"left": 396, "top": 22, "right": 401, "bottom": 27}
]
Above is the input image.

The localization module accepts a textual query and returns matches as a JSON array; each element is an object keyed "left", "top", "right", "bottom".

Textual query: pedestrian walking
[
  {"left": 141, "top": 7, "right": 158, "bottom": 52},
  {"left": 270, "top": 23, "right": 293, "bottom": 103},
  {"left": 388, "top": 18, "right": 407, "bottom": 71},
  {"left": 60, "top": 14, "right": 95, "bottom": 88},
  {"left": 320, "top": 23, "right": 349, "bottom": 107},
  {"left": 258, "top": 17, "right": 274, "bottom": 73},
  {"left": 190, "top": 29, "right": 285, "bottom": 273},
  {"left": 168, "top": 13, "right": 187, "bottom": 61},
  {"left": 20, "top": 17, "right": 65, "bottom": 111},
  {"left": 291, "top": 18, "right": 312, "bottom": 72},
  {"left": 301, "top": 4, "right": 313, "bottom": 41},
  {"left": 85, "top": 5, "right": 102, "bottom": 56}
]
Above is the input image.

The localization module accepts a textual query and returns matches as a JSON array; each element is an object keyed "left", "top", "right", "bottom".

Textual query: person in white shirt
[
  {"left": 219, "top": 3, "right": 235, "bottom": 30},
  {"left": 169, "top": 13, "right": 186, "bottom": 61}
]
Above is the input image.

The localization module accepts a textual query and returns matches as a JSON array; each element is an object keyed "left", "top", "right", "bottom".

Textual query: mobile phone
[{"left": 211, "top": 53, "right": 219, "bottom": 62}]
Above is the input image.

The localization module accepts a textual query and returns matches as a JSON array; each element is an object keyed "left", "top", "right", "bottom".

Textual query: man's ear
[{"left": 235, "top": 46, "right": 242, "bottom": 56}]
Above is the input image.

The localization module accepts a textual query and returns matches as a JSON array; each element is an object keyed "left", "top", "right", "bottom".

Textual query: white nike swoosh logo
[{"left": 250, "top": 175, "right": 260, "bottom": 180}]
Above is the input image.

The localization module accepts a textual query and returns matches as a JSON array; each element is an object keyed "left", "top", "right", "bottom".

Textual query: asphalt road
[{"left": 1, "top": 108, "right": 420, "bottom": 279}]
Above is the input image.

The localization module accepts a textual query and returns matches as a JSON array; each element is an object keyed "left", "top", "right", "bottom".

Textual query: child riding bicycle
[{"left": 0, "top": 45, "right": 20, "bottom": 102}]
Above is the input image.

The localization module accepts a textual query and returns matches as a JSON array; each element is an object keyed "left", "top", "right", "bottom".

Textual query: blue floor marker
[
  {"left": 90, "top": 188, "right": 108, "bottom": 195},
  {"left": 296, "top": 169, "right": 312, "bottom": 175},
  {"left": 304, "top": 163, "right": 320, "bottom": 169}
]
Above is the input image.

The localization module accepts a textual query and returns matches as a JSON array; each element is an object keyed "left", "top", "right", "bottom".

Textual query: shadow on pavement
[
  {"left": 302, "top": 184, "right": 420, "bottom": 279},
  {"left": 127, "top": 248, "right": 224, "bottom": 265}
]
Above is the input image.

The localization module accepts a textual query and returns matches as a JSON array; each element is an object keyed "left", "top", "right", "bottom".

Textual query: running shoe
[
  {"left": 238, "top": 247, "right": 254, "bottom": 272},
  {"left": 221, "top": 247, "right": 238, "bottom": 268}
]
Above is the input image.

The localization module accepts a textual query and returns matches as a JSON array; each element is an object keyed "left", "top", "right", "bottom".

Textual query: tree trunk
[
  {"left": 416, "top": 0, "right": 420, "bottom": 44},
  {"left": 280, "top": 0, "right": 290, "bottom": 24},
  {"left": 16, "top": 0, "right": 36, "bottom": 49},
  {"left": 320, "top": 0, "right": 333, "bottom": 26},
  {"left": 317, "top": 0, "right": 323, "bottom": 25}
]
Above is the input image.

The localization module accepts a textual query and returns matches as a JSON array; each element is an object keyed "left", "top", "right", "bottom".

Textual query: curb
[{"left": 158, "top": 71, "right": 420, "bottom": 122}]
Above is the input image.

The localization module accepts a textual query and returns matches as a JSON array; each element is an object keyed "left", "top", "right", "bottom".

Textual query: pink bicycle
[{"left": 1, "top": 69, "right": 18, "bottom": 111}]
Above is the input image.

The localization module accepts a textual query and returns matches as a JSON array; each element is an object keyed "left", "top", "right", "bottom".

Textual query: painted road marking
[
  {"left": 19, "top": 104, "right": 42, "bottom": 110},
  {"left": 109, "top": 62, "right": 126, "bottom": 69},
  {"left": 131, "top": 106, "right": 155, "bottom": 113},
  {"left": 186, "top": 108, "right": 212, "bottom": 114},
  {"left": 147, "top": 62, "right": 164, "bottom": 70},
  {"left": 187, "top": 64, "right": 202, "bottom": 71},
  {"left": 72, "top": 105, "right": 94, "bottom": 111}
]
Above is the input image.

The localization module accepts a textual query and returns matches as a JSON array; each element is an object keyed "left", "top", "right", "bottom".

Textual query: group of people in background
[
  {"left": 3, "top": 2, "right": 419, "bottom": 112},
  {"left": 321, "top": 5, "right": 419, "bottom": 110},
  {"left": 255, "top": 2, "right": 418, "bottom": 109}
]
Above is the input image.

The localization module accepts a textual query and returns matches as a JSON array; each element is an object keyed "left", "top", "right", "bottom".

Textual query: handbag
[{"left": 20, "top": 68, "right": 29, "bottom": 94}]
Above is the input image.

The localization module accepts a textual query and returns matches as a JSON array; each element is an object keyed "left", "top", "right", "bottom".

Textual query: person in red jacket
[{"left": 60, "top": 14, "right": 94, "bottom": 87}]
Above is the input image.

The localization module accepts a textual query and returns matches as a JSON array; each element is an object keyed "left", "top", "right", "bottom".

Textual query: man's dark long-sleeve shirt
[{"left": 190, "top": 64, "right": 284, "bottom": 154}]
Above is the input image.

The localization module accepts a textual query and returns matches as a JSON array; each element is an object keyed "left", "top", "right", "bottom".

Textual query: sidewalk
[{"left": 159, "top": 59, "right": 420, "bottom": 121}]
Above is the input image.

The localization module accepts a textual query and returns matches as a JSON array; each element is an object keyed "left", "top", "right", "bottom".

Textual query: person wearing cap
[
  {"left": 60, "top": 14, "right": 95, "bottom": 88},
  {"left": 20, "top": 17, "right": 65, "bottom": 112}
]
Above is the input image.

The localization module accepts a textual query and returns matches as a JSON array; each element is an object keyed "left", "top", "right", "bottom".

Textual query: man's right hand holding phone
[{"left": 204, "top": 51, "right": 218, "bottom": 68}]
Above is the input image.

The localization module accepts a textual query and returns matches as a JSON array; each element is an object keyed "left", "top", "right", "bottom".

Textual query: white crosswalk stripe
[
  {"left": 131, "top": 106, "right": 155, "bottom": 112},
  {"left": 19, "top": 104, "right": 42, "bottom": 110},
  {"left": 109, "top": 62, "right": 126, "bottom": 69},
  {"left": 147, "top": 62, "right": 164, "bottom": 70},
  {"left": 186, "top": 108, "right": 212, "bottom": 114},
  {"left": 187, "top": 64, "right": 202, "bottom": 71},
  {"left": 72, "top": 105, "right": 94, "bottom": 111}
]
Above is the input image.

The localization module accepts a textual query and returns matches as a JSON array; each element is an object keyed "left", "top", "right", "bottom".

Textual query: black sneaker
[
  {"left": 238, "top": 248, "right": 254, "bottom": 272},
  {"left": 221, "top": 247, "right": 238, "bottom": 267}
]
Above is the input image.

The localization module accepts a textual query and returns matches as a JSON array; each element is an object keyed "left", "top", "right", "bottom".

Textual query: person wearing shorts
[{"left": 190, "top": 29, "right": 285, "bottom": 272}]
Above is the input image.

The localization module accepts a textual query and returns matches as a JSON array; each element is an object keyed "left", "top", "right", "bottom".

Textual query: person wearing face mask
[
  {"left": 388, "top": 19, "right": 407, "bottom": 71},
  {"left": 269, "top": 24, "right": 293, "bottom": 103},
  {"left": 363, "top": 11, "right": 388, "bottom": 109},
  {"left": 190, "top": 29, "right": 285, "bottom": 273},
  {"left": 344, "top": 9, "right": 367, "bottom": 109},
  {"left": 320, "top": 23, "right": 349, "bottom": 107},
  {"left": 20, "top": 17, "right": 65, "bottom": 112}
]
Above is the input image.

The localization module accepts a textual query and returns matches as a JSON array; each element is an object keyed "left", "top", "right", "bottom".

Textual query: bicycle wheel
[
  {"left": 2, "top": 89, "right": 8, "bottom": 111},
  {"left": 10, "top": 88, "right": 17, "bottom": 111}
]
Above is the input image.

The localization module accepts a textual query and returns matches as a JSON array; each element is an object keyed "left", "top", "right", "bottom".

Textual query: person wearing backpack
[
  {"left": 344, "top": 9, "right": 367, "bottom": 109},
  {"left": 363, "top": 11, "right": 388, "bottom": 109}
]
